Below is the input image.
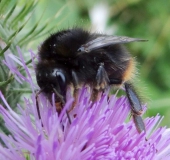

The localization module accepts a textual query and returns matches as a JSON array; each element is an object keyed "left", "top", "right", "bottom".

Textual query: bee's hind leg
[{"left": 124, "top": 82, "right": 145, "bottom": 133}]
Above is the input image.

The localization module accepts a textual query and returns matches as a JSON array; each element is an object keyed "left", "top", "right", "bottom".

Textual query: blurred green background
[{"left": 0, "top": 0, "right": 170, "bottom": 130}]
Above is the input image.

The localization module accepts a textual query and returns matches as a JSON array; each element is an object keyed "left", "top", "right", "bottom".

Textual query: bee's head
[{"left": 36, "top": 64, "right": 68, "bottom": 100}]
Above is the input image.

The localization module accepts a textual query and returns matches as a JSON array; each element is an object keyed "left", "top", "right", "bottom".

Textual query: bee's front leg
[
  {"left": 52, "top": 84, "right": 71, "bottom": 124},
  {"left": 68, "top": 70, "right": 80, "bottom": 112},
  {"left": 35, "top": 89, "right": 43, "bottom": 120}
]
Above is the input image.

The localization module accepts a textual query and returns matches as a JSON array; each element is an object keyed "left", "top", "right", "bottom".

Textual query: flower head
[{"left": 0, "top": 48, "right": 170, "bottom": 160}]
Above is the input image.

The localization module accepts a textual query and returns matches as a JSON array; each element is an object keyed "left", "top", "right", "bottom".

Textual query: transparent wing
[{"left": 78, "top": 36, "right": 147, "bottom": 53}]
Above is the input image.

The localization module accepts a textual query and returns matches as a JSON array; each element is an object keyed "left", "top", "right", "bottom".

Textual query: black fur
[
  {"left": 36, "top": 28, "right": 146, "bottom": 133},
  {"left": 36, "top": 28, "right": 130, "bottom": 93}
]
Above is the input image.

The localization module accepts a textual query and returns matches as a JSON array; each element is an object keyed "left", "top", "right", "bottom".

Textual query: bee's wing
[{"left": 78, "top": 36, "right": 147, "bottom": 53}]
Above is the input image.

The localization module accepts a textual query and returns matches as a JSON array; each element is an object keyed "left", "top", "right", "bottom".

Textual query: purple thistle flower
[{"left": 0, "top": 47, "right": 170, "bottom": 160}]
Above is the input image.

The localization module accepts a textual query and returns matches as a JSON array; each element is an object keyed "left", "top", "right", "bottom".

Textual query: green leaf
[
  {"left": 3, "top": 2, "right": 17, "bottom": 26},
  {"left": 10, "top": 1, "right": 37, "bottom": 28},
  {"left": 0, "top": 13, "right": 32, "bottom": 56},
  {"left": 0, "top": 76, "right": 14, "bottom": 87}
]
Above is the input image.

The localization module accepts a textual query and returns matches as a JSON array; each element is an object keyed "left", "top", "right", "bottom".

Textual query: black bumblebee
[{"left": 36, "top": 28, "right": 146, "bottom": 133}]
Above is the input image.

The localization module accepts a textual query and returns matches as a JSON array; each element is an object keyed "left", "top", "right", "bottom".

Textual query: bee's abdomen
[{"left": 122, "top": 58, "right": 136, "bottom": 81}]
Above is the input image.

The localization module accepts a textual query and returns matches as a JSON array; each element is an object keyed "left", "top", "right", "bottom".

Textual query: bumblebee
[{"left": 36, "top": 28, "right": 146, "bottom": 133}]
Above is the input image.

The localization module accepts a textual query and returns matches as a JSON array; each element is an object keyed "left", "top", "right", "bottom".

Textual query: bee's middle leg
[{"left": 91, "top": 63, "right": 109, "bottom": 102}]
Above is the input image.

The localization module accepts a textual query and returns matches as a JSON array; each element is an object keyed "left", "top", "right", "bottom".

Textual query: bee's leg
[
  {"left": 68, "top": 71, "right": 80, "bottom": 112},
  {"left": 124, "top": 83, "right": 145, "bottom": 133},
  {"left": 52, "top": 86, "right": 65, "bottom": 106},
  {"left": 52, "top": 85, "right": 71, "bottom": 124},
  {"left": 91, "top": 63, "right": 109, "bottom": 102},
  {"left": 124, "top": 83, "right": 143, "bottom": 115},
  {"left": 52, "top": 86, "right": 65, "bottom": 113},
  {"left": 35, "top": 89, "right": 45, "bottom": 127},
  {"left": 133, "top": 114, "right": 146, "bottom": 133},
  {"left": 35, "top": 90, "right": 42, "bottom": 120}
]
